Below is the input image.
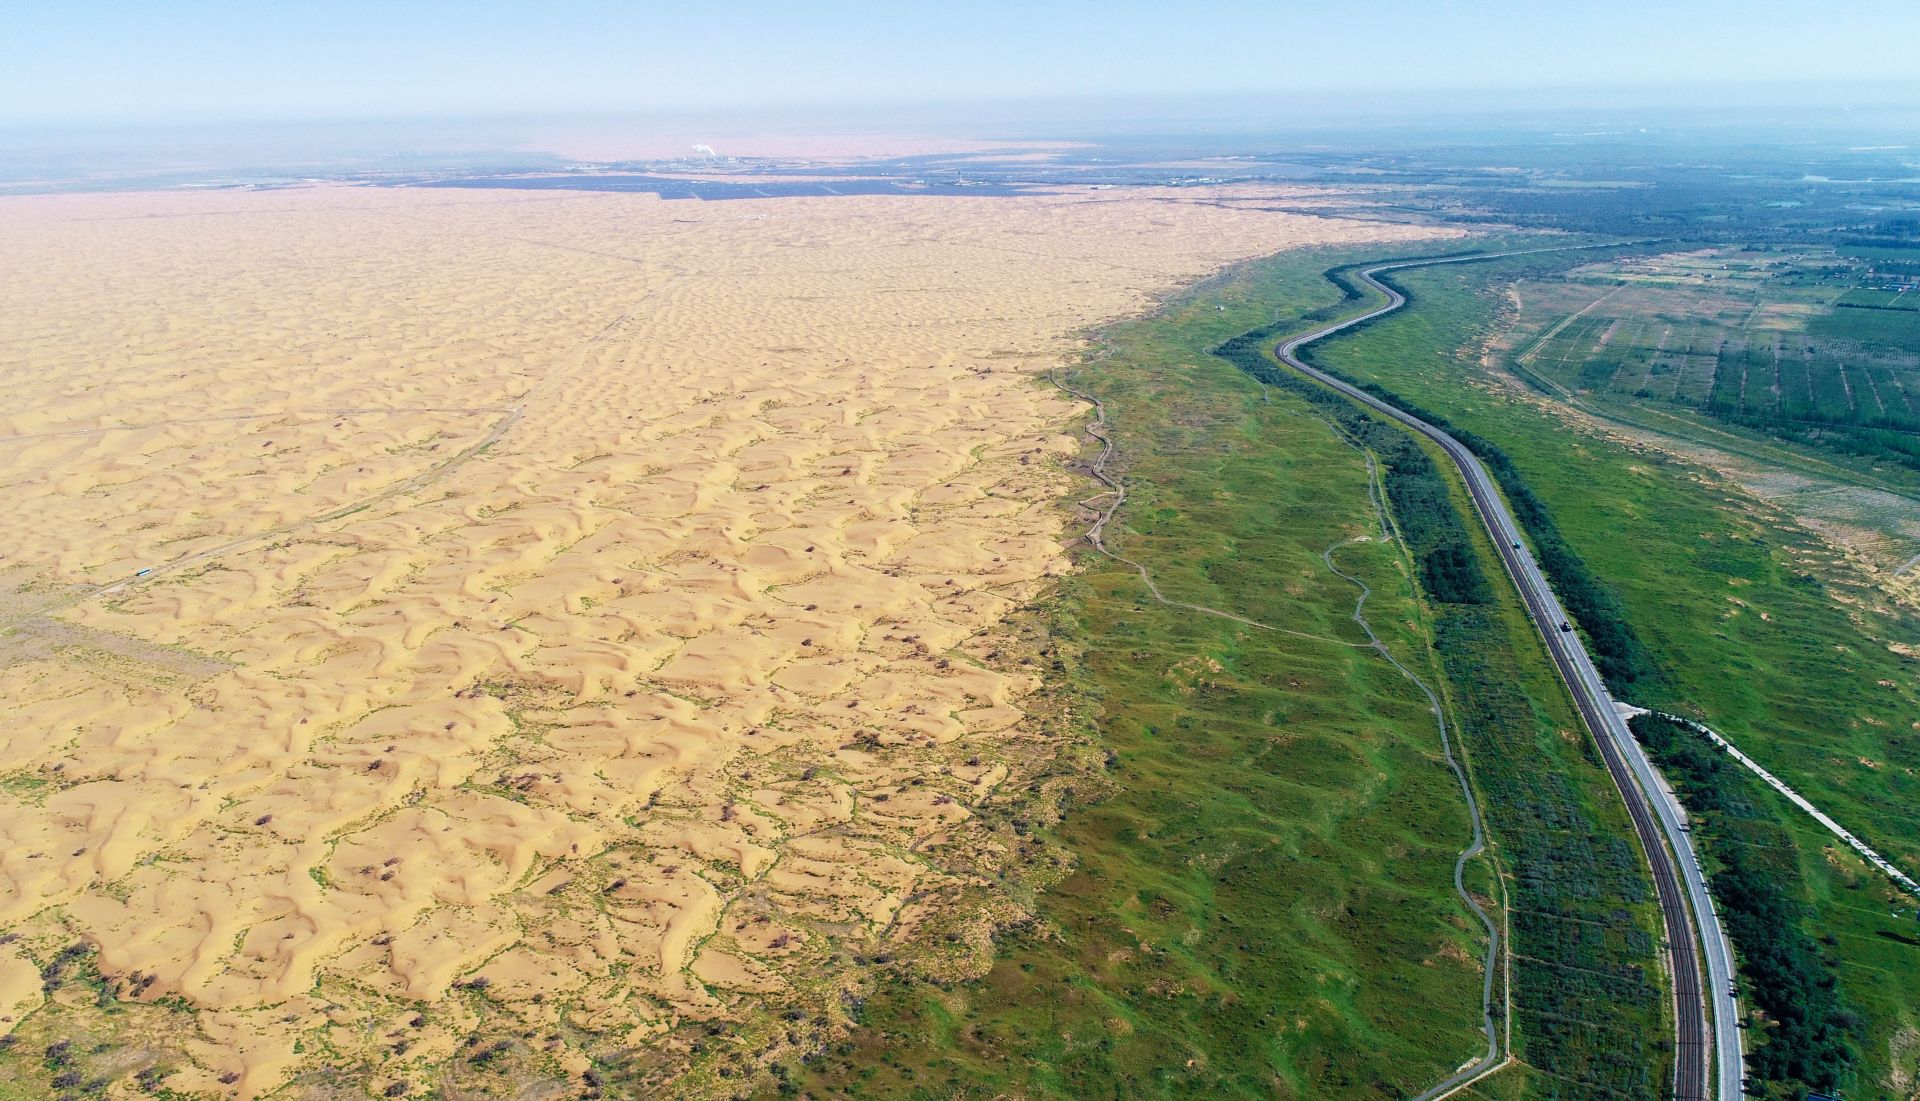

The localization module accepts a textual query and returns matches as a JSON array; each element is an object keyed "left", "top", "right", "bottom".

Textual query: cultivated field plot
[
  {"left": 0, "top": 184, "right": 1439, "bottom": 1096},
  {"left": 1502, "top": 248, "right": 1920, "bottom": 565},
  {"left": 1518, "top": 250, "right": 1920, "bottom": 436}
]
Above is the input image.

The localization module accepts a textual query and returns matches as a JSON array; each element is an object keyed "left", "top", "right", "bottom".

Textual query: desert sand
[{"left": 0, "top": 181, "right": 1446, "bottom": 1094}]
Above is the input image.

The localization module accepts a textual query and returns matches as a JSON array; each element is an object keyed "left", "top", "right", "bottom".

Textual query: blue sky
[{"left": 6, "top": 0, "right": 1919, "bottom": 125}]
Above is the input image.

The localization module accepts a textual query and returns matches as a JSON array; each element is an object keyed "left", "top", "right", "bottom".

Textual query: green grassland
[
  {"left": 772, "top": 244, "right": 1674, "bottom": 1100},
  {"left": 1305, "top": 254, "right": 1920, "bottom": 1098}
]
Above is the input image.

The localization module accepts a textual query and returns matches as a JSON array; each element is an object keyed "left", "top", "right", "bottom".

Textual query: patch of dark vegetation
[
  {"left": 1838, "top": 218, "right": 1920, "bottom": 251},
  {"left": 1833, "top": 300, "right": 1920, "bottom": 313},
  {"left": 1703, "top": 410, "right": 1920, "bottom": 472},
  {"left": 1295, "top": 261, "right": 1373, "bottom": 322},
  {"left": 1428, "top": 608, "right": 1666, "bottom": 1096},
  {"left": 39, "top": 944, "right": 93, "bottom": 991},
  {"left": 1631, "top": 713, "right": 1857, "bottom": 1099}
]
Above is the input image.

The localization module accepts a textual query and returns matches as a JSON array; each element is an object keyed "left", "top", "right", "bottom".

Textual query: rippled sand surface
[{"left": 0, "top": 183, "right": 1444, "bottom": 1094}]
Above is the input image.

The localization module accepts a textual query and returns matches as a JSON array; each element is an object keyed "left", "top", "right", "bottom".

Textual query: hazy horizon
[
  {"left": 7, "top": 3, "right": 1919, "bottom": 191},
  {"left": 10, "top": 0, "right": 1920, "bottom": 128}
]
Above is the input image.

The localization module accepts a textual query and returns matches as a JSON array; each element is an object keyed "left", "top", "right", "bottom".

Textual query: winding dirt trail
[
  {"left": 1318, "top": 426, "right": 1510, "bottom": 1101},
  {"left": 0, "top": 403, "right": 522, "bottom": 632},
  {"left": 1047, "top": 366, "right": 1366, "bottom": 649}
]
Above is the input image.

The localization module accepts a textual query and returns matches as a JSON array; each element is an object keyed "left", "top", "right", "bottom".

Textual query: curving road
[{"left": 1273, "top": 252, "right": 1744, "bottom": 1101}]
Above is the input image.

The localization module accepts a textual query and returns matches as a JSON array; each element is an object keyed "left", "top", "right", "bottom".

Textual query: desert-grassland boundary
[{"left": 776, "top": 241, "right": 1676, "bottom": 1100}]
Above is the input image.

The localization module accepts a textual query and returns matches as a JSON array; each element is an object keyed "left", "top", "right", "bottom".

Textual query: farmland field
[
  {"left": 1501, "top": 248, "right": 1920, "bottom": 569},
  {"left": 1514, "top": 251, "right": 1920, "bottom": 440}
]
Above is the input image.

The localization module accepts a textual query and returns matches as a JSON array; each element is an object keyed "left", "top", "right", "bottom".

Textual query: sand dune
[{"left": 0, "top": 182, "right": 1447, "bottom": 1093}]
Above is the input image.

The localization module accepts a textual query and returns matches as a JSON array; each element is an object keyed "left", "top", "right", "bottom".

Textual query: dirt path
[
  {"left": 1047, "top": 365, "right": 1365, "bottom": 649},
  {"left": 1320, "top": 422, "right": 1509, "bottom": 1101},
  {"left": 1, "top": 404, "right": 522, "bottom": 632}
]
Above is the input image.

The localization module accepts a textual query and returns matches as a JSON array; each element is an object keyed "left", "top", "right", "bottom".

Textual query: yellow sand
[{"left": 0, "top": 182, "right": 1446, "bottom": 1093}]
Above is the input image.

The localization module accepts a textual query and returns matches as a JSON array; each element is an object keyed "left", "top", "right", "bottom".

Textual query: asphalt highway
[{"left": 1273, "top": 253, "right": 1744, "bottom": 1101}]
